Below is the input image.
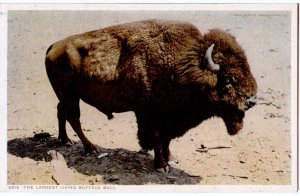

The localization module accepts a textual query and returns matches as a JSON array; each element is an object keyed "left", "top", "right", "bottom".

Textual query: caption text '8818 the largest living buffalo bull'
[{"left": 45, "top": 19, "right": 257, "bottom": 173}]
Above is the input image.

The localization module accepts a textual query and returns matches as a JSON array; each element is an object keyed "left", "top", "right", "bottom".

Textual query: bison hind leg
[
  {"left": 57, "top": 102, "right": 73, "bottom": 146},
  {"left": 59, "top": 98, "right": 98, "bottom": 153}
]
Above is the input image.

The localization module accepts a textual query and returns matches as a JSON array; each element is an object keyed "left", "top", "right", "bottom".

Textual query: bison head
[{"left": 203, "top": 29, "right": 258, "bottom": 135}]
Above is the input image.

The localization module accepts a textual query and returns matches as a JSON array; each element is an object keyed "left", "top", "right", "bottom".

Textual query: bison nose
[{"left": 245, "top": 95, "right": 257, "bottom": 110}]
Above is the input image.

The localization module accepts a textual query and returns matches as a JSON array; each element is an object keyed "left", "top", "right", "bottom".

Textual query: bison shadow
[{"left": 7, "top": 132, "right": 201, "bottom": 185}]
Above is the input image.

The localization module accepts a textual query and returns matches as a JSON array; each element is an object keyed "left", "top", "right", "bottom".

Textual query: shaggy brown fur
[{"left": 45, "top": 19, "right": 257, "bottom": 170}]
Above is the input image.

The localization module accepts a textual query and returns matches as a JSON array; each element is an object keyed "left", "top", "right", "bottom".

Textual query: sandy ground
[{"left": 6, "top": 8, "right": 295, "bottom": 188}]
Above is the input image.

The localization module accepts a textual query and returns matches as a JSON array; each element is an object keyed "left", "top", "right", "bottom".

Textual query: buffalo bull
[{"left": 45, "top": 19, "right": 257, "bottom": 172}]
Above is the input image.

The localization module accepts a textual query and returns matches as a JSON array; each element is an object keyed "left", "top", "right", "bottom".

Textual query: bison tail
[
  {"left": 45, "top": 42, "right": 82, "bottom": 73},
  {"left": 65, "top": 44, "right": 82, "bottom": 72},
  {"left": 46, "top": 44, "right": 53, "bottom": 55}
]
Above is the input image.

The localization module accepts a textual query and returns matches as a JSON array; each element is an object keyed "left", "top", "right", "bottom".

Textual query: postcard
[{"left": 0, "top": 3, "right": 298, "bottom": 192}]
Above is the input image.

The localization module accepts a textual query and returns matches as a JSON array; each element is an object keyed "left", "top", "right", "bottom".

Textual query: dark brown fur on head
[{"left": 202, "top": 29, "right": 257, "bottom": 135}]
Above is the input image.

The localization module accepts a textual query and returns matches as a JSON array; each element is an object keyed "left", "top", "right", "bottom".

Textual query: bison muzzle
[{"left": 45, "top": 19, "right": 257, "bottom": 173}]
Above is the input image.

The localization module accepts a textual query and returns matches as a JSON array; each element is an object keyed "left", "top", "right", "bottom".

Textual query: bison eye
[
  {"left": 224, "top": 77, "right": 232, "bottom": 84},
  {"left": 218, "top": 76, "right": 235, "bottom": 93},
  {"left": 225, "top": 78, "right": 231, "bottom": 84},
  {"left": 223, "top": 76, "right": 236, "bottom": 85}
]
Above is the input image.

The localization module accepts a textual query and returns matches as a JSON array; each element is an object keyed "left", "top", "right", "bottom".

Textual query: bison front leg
[
  {"left": 155, "top": 139, "right": 180, "bottom": 173},
  {"left": 162, "top": 139, "right": 179, "bottom": 166},
  {"left": 137, "top": 126, "right": 170, "bottom": 173},
  {"left": 136, "top": 113, "right": 171, "bottom": 173},
  {"left": 154, "top": 147, "right": 170, "bottom": 173}
]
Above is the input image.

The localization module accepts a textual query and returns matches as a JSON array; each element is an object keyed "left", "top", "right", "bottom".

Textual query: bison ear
[{"left": 204, "top": 44, "right": 220, "bottom": 72}]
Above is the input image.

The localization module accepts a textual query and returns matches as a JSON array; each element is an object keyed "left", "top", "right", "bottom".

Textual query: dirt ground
[{"left": 5, "top": 8, "right": 296, "bottom": 189}]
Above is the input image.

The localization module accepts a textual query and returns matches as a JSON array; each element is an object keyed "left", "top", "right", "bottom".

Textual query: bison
[{"left": 45, "top": 19, "right": 257, "bottom": 173}]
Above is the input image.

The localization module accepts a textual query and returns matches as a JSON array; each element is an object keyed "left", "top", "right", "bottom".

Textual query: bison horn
[{"left": 205, "top": 44, "right": 220, "bottom": 72}]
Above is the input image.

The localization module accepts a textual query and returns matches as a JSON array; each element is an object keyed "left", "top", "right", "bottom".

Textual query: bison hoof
[
  {"left": 84, "top": 144, "right": 99, "bottom": 154},
  {"left": 91, "top": 148, "right": 99, "bottom": 153},
  {"left": 58, "top": 138, "right": 74, "bottom": 146},
  {"left": 91, "top": 149, "right": 99, "bottom": 154},
  {"left": 167, "top": 155, "right": 179, "bottom": 166},
  {"left": 168, "top": 159, "right": 179, "bottom": 166},
  {"left": 157, "top": 166, "right": 170, "bottom": 174},
  {"left": 64, "top": 142, "right": 73, "bottom": 147},
  {"left": 90, "top": 147, "right": 99, "bottom": 153},
  {"left": 86, "top": 149, "right": 99, "bottom": 156},
  {"left": 138, "top": 148, "right": 149, "bottom": 155}
]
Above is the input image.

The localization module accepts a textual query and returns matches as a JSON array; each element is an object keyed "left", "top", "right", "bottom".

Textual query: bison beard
[
  {"left": 45, "top": 19, "right": 257, "bottom": 173},
  {"left": 221, "top": 108, "right": 245, "bottom": 135}
]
